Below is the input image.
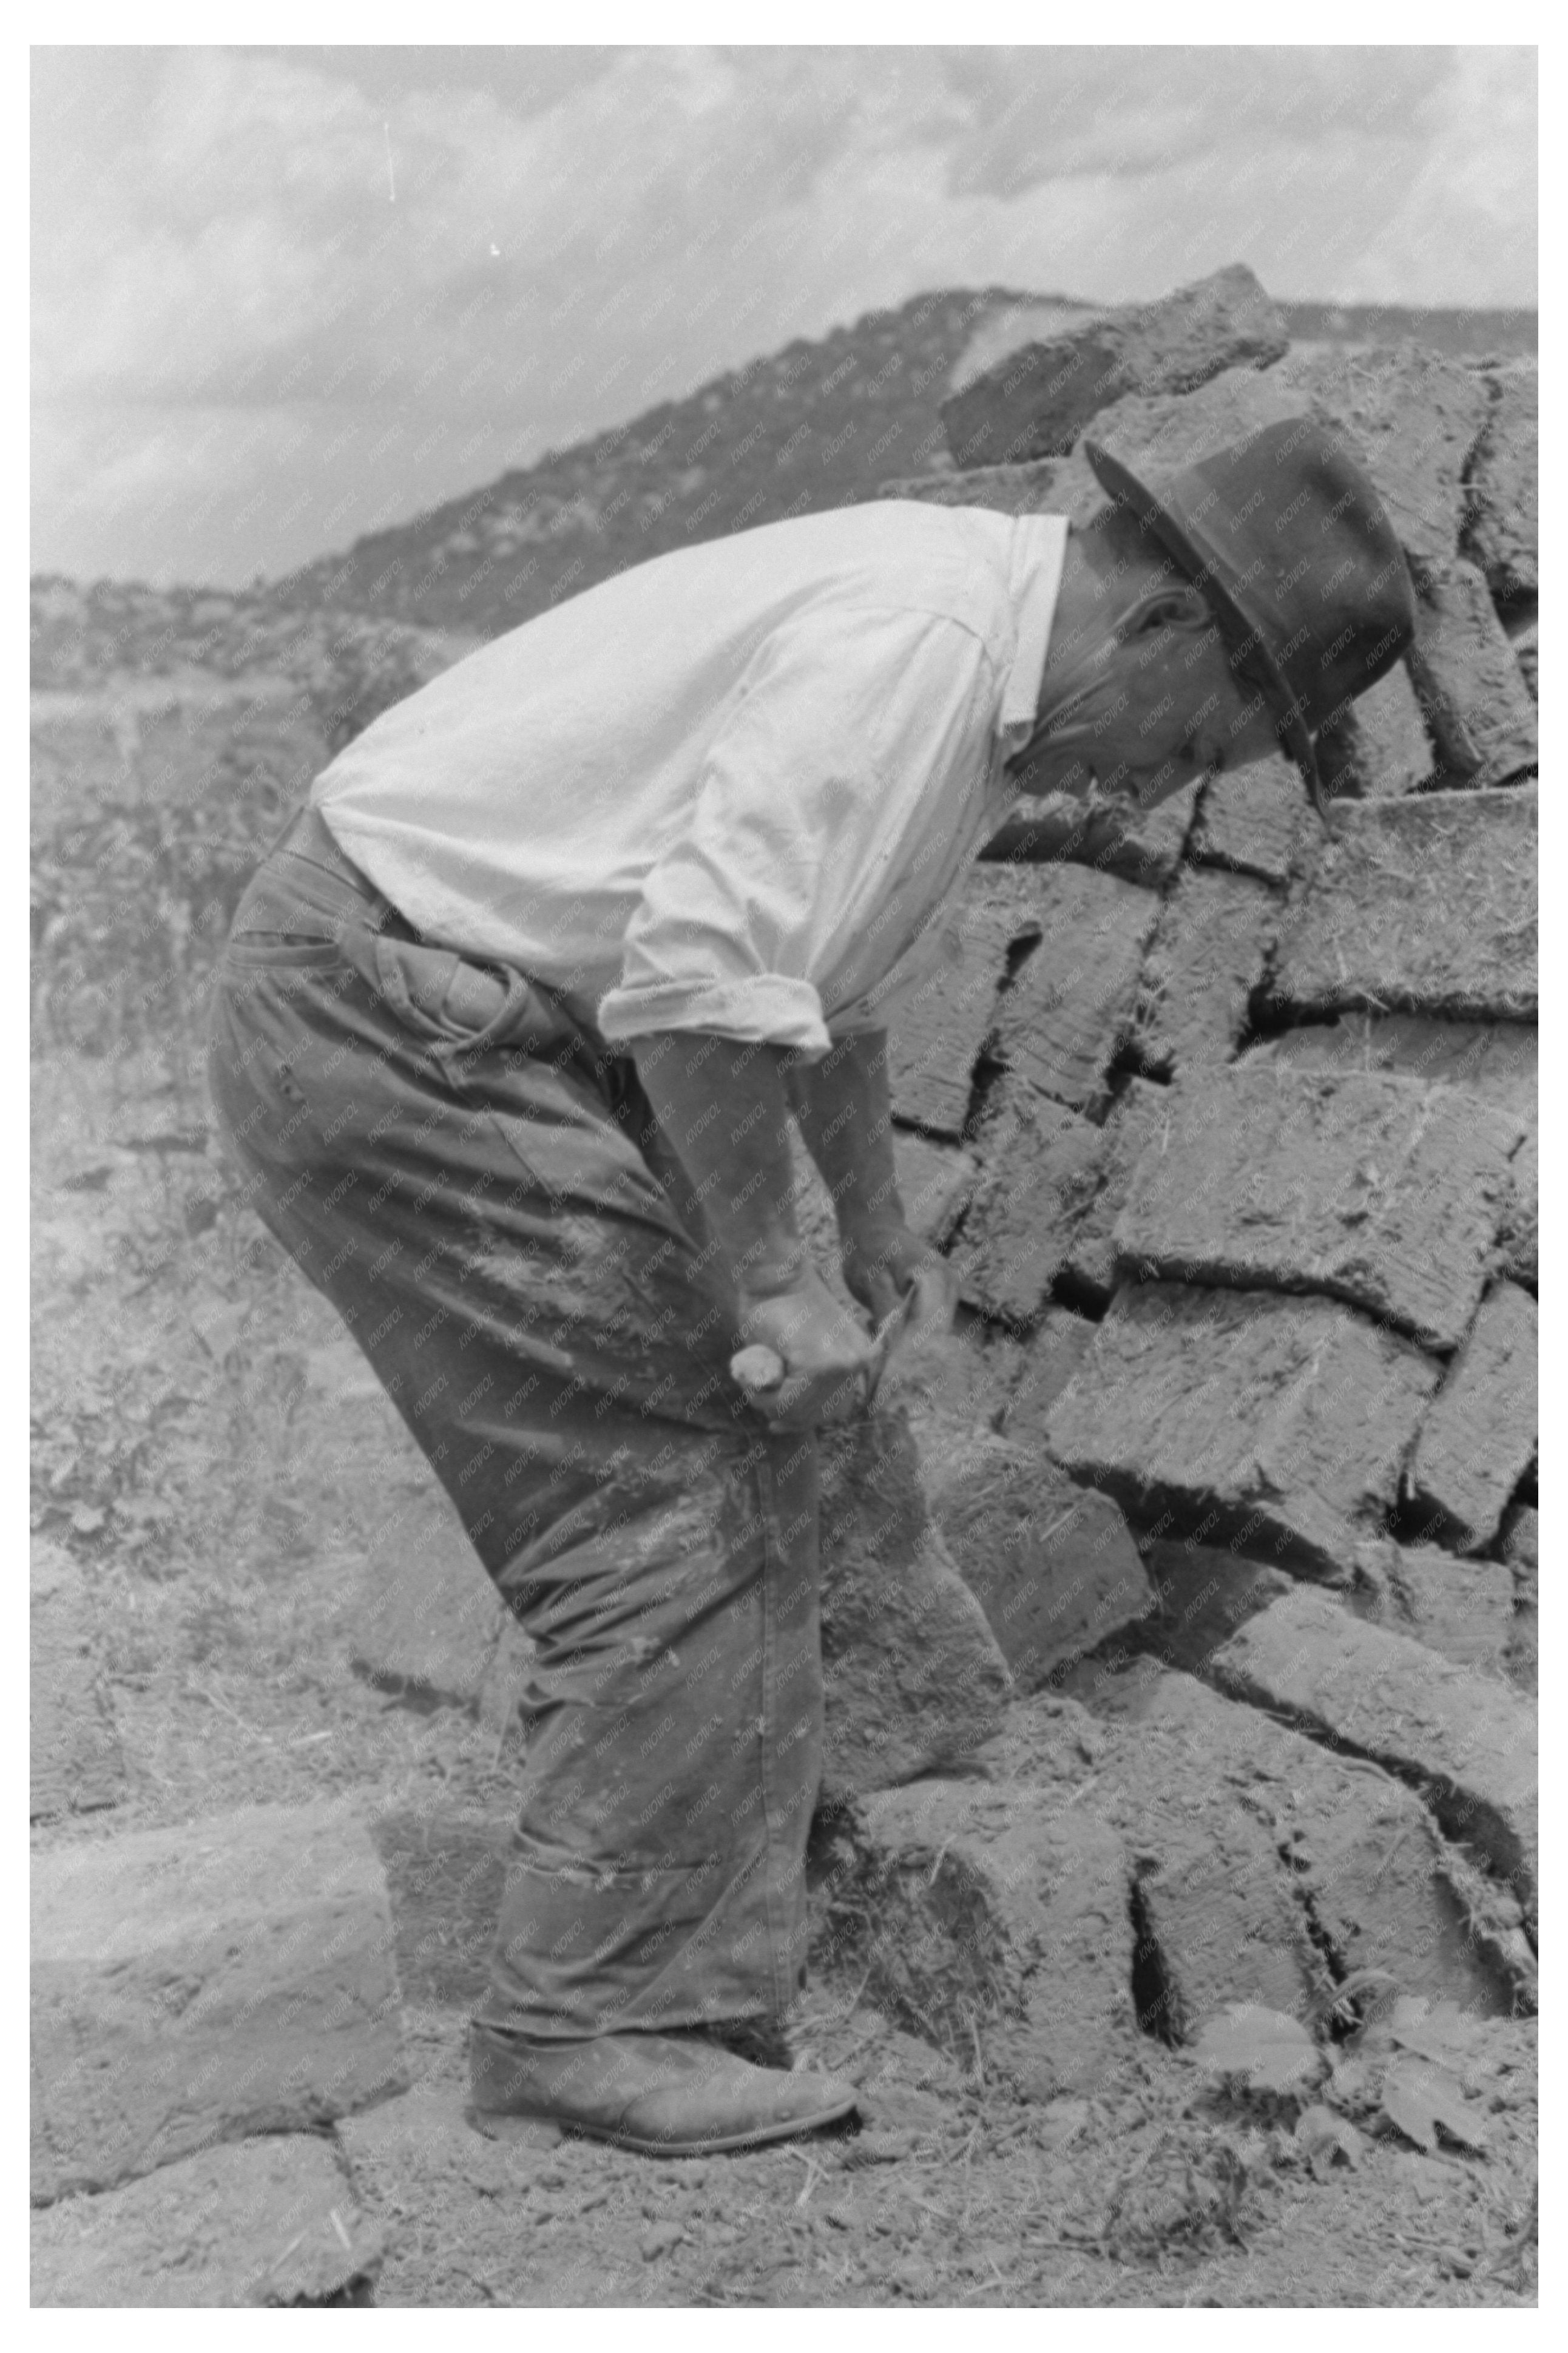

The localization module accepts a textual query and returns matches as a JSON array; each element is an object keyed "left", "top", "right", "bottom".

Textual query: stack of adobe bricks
[{"left": 875, "top": 265, "right": 1538, "bottom": 1700}]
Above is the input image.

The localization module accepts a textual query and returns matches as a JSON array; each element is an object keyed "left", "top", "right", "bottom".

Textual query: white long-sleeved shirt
[{"left": 314, "top": 501, "right": 1067, "bottom": 1059}]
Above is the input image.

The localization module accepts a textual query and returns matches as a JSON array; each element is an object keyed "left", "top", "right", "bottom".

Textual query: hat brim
[{"left": 1082, "top": 438, "right": 1326, "bottom": 821}]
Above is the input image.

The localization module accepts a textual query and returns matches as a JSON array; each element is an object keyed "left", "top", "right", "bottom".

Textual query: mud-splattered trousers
[{"left": 207, "top": 810, "right": 823, "bottom": 2040}]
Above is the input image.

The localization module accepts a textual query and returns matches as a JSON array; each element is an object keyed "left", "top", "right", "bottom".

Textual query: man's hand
[
  {"left": 629, "top": 1026, "right": 955, "bottom": 1427},
  {"left": 631, "top": 1030, "right": 879, "bottom": 1425},
  {"left": 787, "top": 1028, "right": 961, "bottom": 1351},
  {"left": 735, "top": 1263, "right": 877, "bottom": 1429},
  {"left": 840, "top": 1213, "right": 961, "bottom": 1334}
]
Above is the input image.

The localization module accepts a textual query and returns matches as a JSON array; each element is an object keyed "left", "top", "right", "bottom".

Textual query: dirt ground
[{"left": 30, "top": 1043, "right": 1538, "bottom": 2309}]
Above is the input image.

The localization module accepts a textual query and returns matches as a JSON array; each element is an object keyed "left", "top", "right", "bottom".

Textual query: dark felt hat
[{"left": 1082, "top": 417, "right": 1417, "bottom": 820}]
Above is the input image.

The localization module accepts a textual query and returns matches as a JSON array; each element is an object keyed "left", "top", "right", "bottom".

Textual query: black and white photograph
[{"left": 30, "top": 33, "right": 1539, "bottom": 2311}]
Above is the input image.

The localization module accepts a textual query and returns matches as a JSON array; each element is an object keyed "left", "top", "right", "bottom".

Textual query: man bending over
[{"left": 209, "top": 420, "right": 1414, "bottom": 2156}]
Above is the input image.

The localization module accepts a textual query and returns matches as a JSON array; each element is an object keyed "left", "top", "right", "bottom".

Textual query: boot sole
[{"left": 470, "top": 2090, "right": 860, "bottom": 2158}]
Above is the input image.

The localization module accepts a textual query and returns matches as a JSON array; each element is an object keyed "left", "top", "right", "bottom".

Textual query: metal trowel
[{"left": 861, "top": 1278, "right": 928, "bottom": 1408}]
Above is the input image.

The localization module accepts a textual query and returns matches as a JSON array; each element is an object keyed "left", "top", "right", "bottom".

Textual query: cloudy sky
[{"left": 32, "top": 44, "right": 1536, "bottom": 590}]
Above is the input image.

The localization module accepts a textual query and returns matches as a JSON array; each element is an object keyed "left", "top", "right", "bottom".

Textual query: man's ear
[{"left": 1113, "top": 581, "right": 1210, "bottom": 643}]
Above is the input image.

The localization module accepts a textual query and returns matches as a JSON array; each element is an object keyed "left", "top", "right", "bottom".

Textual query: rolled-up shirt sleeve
[{"left": 596, "top": 604, "right": 998, "bottom": 1057}]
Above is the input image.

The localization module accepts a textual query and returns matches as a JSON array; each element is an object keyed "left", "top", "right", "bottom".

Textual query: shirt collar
[{"left": 998, "top": 514, "right": 1070, "bottom": 750}]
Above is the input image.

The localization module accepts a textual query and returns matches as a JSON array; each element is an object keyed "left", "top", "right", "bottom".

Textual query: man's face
[{"left": 1010, "top": 599, "right": 1287, "bottom": 810}]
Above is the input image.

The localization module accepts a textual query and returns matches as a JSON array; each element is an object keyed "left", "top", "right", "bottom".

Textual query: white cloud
[{"left": 32, "top": 44, "right": 1536, "bottom": 586}]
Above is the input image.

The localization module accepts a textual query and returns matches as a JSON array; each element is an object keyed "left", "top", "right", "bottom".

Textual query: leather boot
[{"left": 469, "top": 2022, "right": 859, "bottom": 2156}]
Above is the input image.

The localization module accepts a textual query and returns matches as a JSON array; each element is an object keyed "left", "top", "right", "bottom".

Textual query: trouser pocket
[{"left": 370, "top": 934, "right": 584, "bottom": 1060}]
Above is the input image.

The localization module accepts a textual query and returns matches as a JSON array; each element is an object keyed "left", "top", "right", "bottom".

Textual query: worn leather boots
[{"left": 469, "top": 2022, "right": 859, "bottom": 2156}]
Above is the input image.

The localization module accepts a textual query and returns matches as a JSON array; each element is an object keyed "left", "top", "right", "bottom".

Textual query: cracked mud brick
[
  {"left": 30, "top": 1537, "right": 126, "bottom": 1823},
  {"left": 1000, "top": 1305, "right": 1097, "bottom": 1444},
  {"left": 1211, "top": 1585, "right": 1538, "bottom": 1925},
  {"left": 928, "top": 1437, "right": 1152, "bottom": 1687},
  {"left": 1135, "top": 1541, "right": 1294, "bottom": 1678},
  {"left": 1113, "top": 1062, "right": 1521, "bottom": 1352},
  {"left": 818, "top": 1409, "right": 1011, "bottom": 1796},
  {"left": 1135, "top": 1783, "right": 1320, "bottom": 2028},
  {"left": 1497, "top": 1506, "right": 1535, "bottom": 1581},
  {"left": 890, "top": 1127, "right": 979, "bottom": 1245},
  {"left": 1100, "top": 1669, "right": 1514, "bottom": 2018},
  {"left": 1408, "top": 1281, "right": 1538, "bottom": 1554},
  {"left": 939, "top": 263, "right": 1288, "bottom": 467},
  {"left": 30, "top": 2133, "right": 381, "bottom": 2307},
  {"left": 1513, "top": 619, "right": 1537, "bottom": 701},
  {"left": 887, "top": 866, "right": 1042, "bottom": 1137},
  {"left": 898, "top": 1327, "right": 1024, "bottom": 1478},
  {"left": 1045, "top": 1281, "right": 1441, "bottom": 1573},
  {"left": 847, "top": 1775, "right": 1137, "bottom": 2097},
  {"left": 1350, "top": 1535, "right": 1513, "bottom": 1671},
  {"left": 1060, "top": 1077, "right": 1169, "bottom": 1305},
  {"left": 1314, "top": 660, "right": 1435, "bottom": 799},
  {"left": 1279, "top": 343, "right": 1493, "bottom": 575},
  {"left": 1407, "top": 560, "right": 1538, "bottom": 787},
  {"left": 990, "top": 863, "right": 1157, "bottom": 1112},
  {"left": 1500, "top": 1504, "right": 1538, "bottom": 1583},
  {"left": 950, "top": 1093, "right": 1104, "bottom": 1324},
  {"left": 31, "top": 1799, "right": 407, "bottom": 2201},
  {"left": 1464, "top": 359, "right": 1538, "bottom": 603},
  {"left": 1190, "top": 754, "right": 1311, "bottom": 885},
  {"left": 971, "top": 1681, "right": 1308, "bottom": 2028},
  {"left": 1251, "top": 1012, "right": 1535, "bottom": 1119},
  {"left": 1065, "top": 343, "right": 1485, "bottom": 585},
  {"left": 1500, "top": 1505, "right": 1538, "bottom": 1696},
  {"left": 1250, "top": 1017, "right": 1537, "bottom": 1295},
  {"left": 1272, "top": 785, "right": 1537, "bottom": 1022},
  {"left": 1131, "top": 868, "right": 1276, "bottom": 1081},
  {"left": 1501, "top": 1124, "right": 1537, "bottom": 1288},
  {"left": 1064, "top": 357, "right": 1304, "bottom": 482}
]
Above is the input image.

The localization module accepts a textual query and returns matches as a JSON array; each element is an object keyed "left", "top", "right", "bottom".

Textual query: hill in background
[
  {"left": 263, "top": 286, "right": 1021, "bottom": 635},
  {"left": 263, "top": 292, "right": 1538, "bottom": 642},
  {"left": 32, "top": 288, "right": 1537, "bottom": 682}
]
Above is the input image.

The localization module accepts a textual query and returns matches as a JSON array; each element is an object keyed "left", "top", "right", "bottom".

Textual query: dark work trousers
[{"left": 207, "top": 808, "right": 823, "bottom": 2040}]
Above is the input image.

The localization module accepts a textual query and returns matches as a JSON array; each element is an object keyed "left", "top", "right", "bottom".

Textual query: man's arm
[
  {"left": 630, "top": 1031, "right": 875, "bottom": 1426},
  {"left": 786, "top": 1030, "right": 959, "bottom": 1329}
]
